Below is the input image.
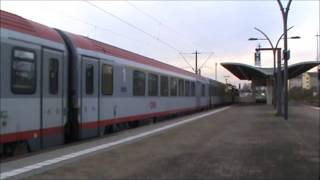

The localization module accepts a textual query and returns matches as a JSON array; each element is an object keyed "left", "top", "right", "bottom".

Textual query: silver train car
[{"left": 0, "top": 10, "right": 236, "bottom": 155}]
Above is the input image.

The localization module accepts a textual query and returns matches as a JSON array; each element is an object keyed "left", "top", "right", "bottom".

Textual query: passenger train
[{"left": 0, "top": 10, "right": 237, "bottom": 155}]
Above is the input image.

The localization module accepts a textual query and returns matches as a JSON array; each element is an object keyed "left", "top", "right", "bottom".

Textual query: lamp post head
[
  {"left": 290, "top": 36, "right": 301, "bottom": 39},
  {"left": 248, "top": 37, "right": 258, "bottom": 41}
]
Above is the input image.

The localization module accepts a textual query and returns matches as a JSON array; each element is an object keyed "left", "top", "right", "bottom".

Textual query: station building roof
[{"left": 221, "top": 61, "right": 319, "bottom": 81}]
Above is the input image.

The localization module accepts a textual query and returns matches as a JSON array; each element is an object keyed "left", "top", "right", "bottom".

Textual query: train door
[
  {"left": 0, "top": 37, "right": 3, "bottom": 147},
  {"left": 0, "top": 38, "right": 4, "bottom": 149},
  {"left": 209, "top": 84, "right": 212, "bottom": 106},
  {"left": 80, "top": 56, "right": 99, "bottom": 138},
  {"left": 41, "top": 48, "right": 65, "bottom": 148},
  {"left": 196, "top": 81, "right": 201, "bottom": 108}
]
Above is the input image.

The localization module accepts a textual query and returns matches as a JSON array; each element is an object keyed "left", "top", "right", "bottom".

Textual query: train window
[
  {"left": 101, "top": 64, "right": 113, "bottom": 95},
  {"left": 11, "top": 48, "right": 36, "bottom": 94},
  {"left": 185, "top": 81, "right": 190, "bottom": 96},
  {"left": 148, "top": 73, "right": 158, "bottom": 96},
  {"left": 160, "top": 76, "right": 169, "bottom": 96},
  {"left": 191, "top": 82, "right": 195, "bottom": 96},
  {"left": 86, "top": 64, "right": 94, "bottom": 95},
  {"left": 133, "top": 70, "right": 146, "bottom": 96},
  {"left": 201, "top": 84, "right": 205, "bottom": 96},
  {"left": 49, "top": 58, "right": 59, "bottom": 95},
  {"left": 178, "top": 79, "right": 184, "bottom": 96},
  {"left": 170, "top": 77, "right": 177, "bottom": 96}
]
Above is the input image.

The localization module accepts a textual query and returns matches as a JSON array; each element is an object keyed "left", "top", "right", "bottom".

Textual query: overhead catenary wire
[
  {"left": 44, "top": 6, "right": 144, "bottom": 45},
  {"left": 44, "top": 6, "right": 206, "bottom": 78},
  {"left": 44, "top": 5, "right": 177, "bottom": 61},
  {"left": 180, "top": 51, "right": 215, "bottom": 75},
  {"left": 125, "top": 1, "right": 198, "bottom": 50},
  {"left": 179, "top": 53, "right": 195, "bottom": 71},
  {"left": 199, "top": 52, "right": 214, "bottom": 69},
  {"left": 84, "top": 0, "right": 195, "bottom": 70}
]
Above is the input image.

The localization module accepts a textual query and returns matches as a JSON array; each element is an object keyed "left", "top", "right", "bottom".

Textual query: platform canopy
[{"left": 221, "top": 61, "right": 319, "bottom": 81}]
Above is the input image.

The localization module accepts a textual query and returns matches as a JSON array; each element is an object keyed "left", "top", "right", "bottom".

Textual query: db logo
[{"left": 149, "top": 101, "right": 157, "bottom": 109}]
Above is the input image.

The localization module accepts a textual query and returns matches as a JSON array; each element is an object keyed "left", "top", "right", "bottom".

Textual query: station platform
[{"left": 0, "top": 104, "right": 319, "bottom": 180}]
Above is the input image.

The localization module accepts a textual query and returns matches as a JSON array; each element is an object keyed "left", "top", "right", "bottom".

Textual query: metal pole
[
  {"left": 195, "top": 50, "right": 198, "bottom": 74},
  {"left": 215, "top": 62, "right": 218, "bottom": 80},
  {"left": 317, "top": 34, "right": 319, "bottom": 62},
  {"left": 274, "top": 26, "right": 294, "bottom": 116},
  {"left": 270, "top": 50, "right": 276, "bottom": 108},
  {"left": 283, "top": 16, "right": 289, "bottom": 120},
  {"left": 251, "top": 26, "right": 294, "bottom": 111},
  {"left": 277, "top": 0, "right": 292, "bottom": 120},
  {"left": 254, "top": 28, "right": 276, "bottom": 108},
  {"left": 276, "top": 48, "right": 282, "bottom": 115},
  {"left": 316, "top": 34, "right": 320, "bottom": 107}
]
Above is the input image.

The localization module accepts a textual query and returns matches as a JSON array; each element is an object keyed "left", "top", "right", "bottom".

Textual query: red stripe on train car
[
  {"left": 0, "top": 106, "right": 204, "bottom": 143},
  {"left": 42, "top": 126, "right": 64, "bottom": 136},
  {"left": 0, "top": 127, "right": 63, "bottom": 144},
  {"left": 84, "top": 106, "right": 198, "bottom": 129},
  {"left": 0, "top": 130, "right": 38, "bottom": 144}
]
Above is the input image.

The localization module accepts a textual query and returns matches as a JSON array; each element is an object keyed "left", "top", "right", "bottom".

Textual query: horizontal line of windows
[
  {"left": 10, "top": 47, "right": 215, "bottom": 97},
  {"left": 132, "top": 70, "right": 203, "bottom": 97}
]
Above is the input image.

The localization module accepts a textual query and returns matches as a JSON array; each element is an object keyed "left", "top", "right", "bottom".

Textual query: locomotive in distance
[{"left": 0, "top": 10, "right": 238, "bottom": 155}]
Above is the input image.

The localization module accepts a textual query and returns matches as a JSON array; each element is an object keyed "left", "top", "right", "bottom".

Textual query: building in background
[
  {"left": 289, "top": 75, "right": 303, "bottom": 89},
  {"left": 302, "top": 72, "right": 318, "bottom": 90},
  {"left": 289, "top": 72, "right": 318, "bottom": 90}
]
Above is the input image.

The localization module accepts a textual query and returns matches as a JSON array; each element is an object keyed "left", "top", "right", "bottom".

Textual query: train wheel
[
  {"left": 3, "top": 142, "right": 17, "bottom": 156},
  {"left": 128, "top": 121, "right": 138, "bottom": 128},
  {"left": 104, "top": 125, "right": 114, "bottom": 134},
  {"left": 14, "top": 141, "right": 30, "bottom": 155},
  {"left": 152, "top": 117, "right": 158, "bottom": 123},
  {"left": 123, "top": 122, "right": 129, "bottom": 129}
]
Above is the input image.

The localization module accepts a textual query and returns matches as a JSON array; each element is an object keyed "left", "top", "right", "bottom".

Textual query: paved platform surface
[{"left": 2, "top": 104, "right": 320, "bottom": 179}]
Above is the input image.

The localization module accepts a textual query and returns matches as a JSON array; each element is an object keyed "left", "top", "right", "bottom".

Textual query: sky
[{"left": 1, "top": 1, "right": 319, "bottom": 85}]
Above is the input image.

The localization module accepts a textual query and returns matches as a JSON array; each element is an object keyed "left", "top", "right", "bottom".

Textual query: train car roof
[
  {"left": 0, "top": 10, "right": 64, "bottom": 43},
  {"left": 64, "top": 31, "right": 208, "bottom": 81}
]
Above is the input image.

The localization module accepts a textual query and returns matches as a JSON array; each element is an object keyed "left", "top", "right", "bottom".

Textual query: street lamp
[
  {"left": 290, "top": 36, "right": 301, "bottom": 39},
  {"left": 277, "top": 0, "right": 293, "bottom": 120},
  {"left": 316, "top": 34, "right": 320, "bottom": 107},
  {"left": 224, "top": 75, "right": 230, "bottom": 84},
  {"left": 248, "top": 27, "right": 300, "bottom": 115},
  {"left": 248, "top": 36, "right": 301, "bottom": 41}
]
